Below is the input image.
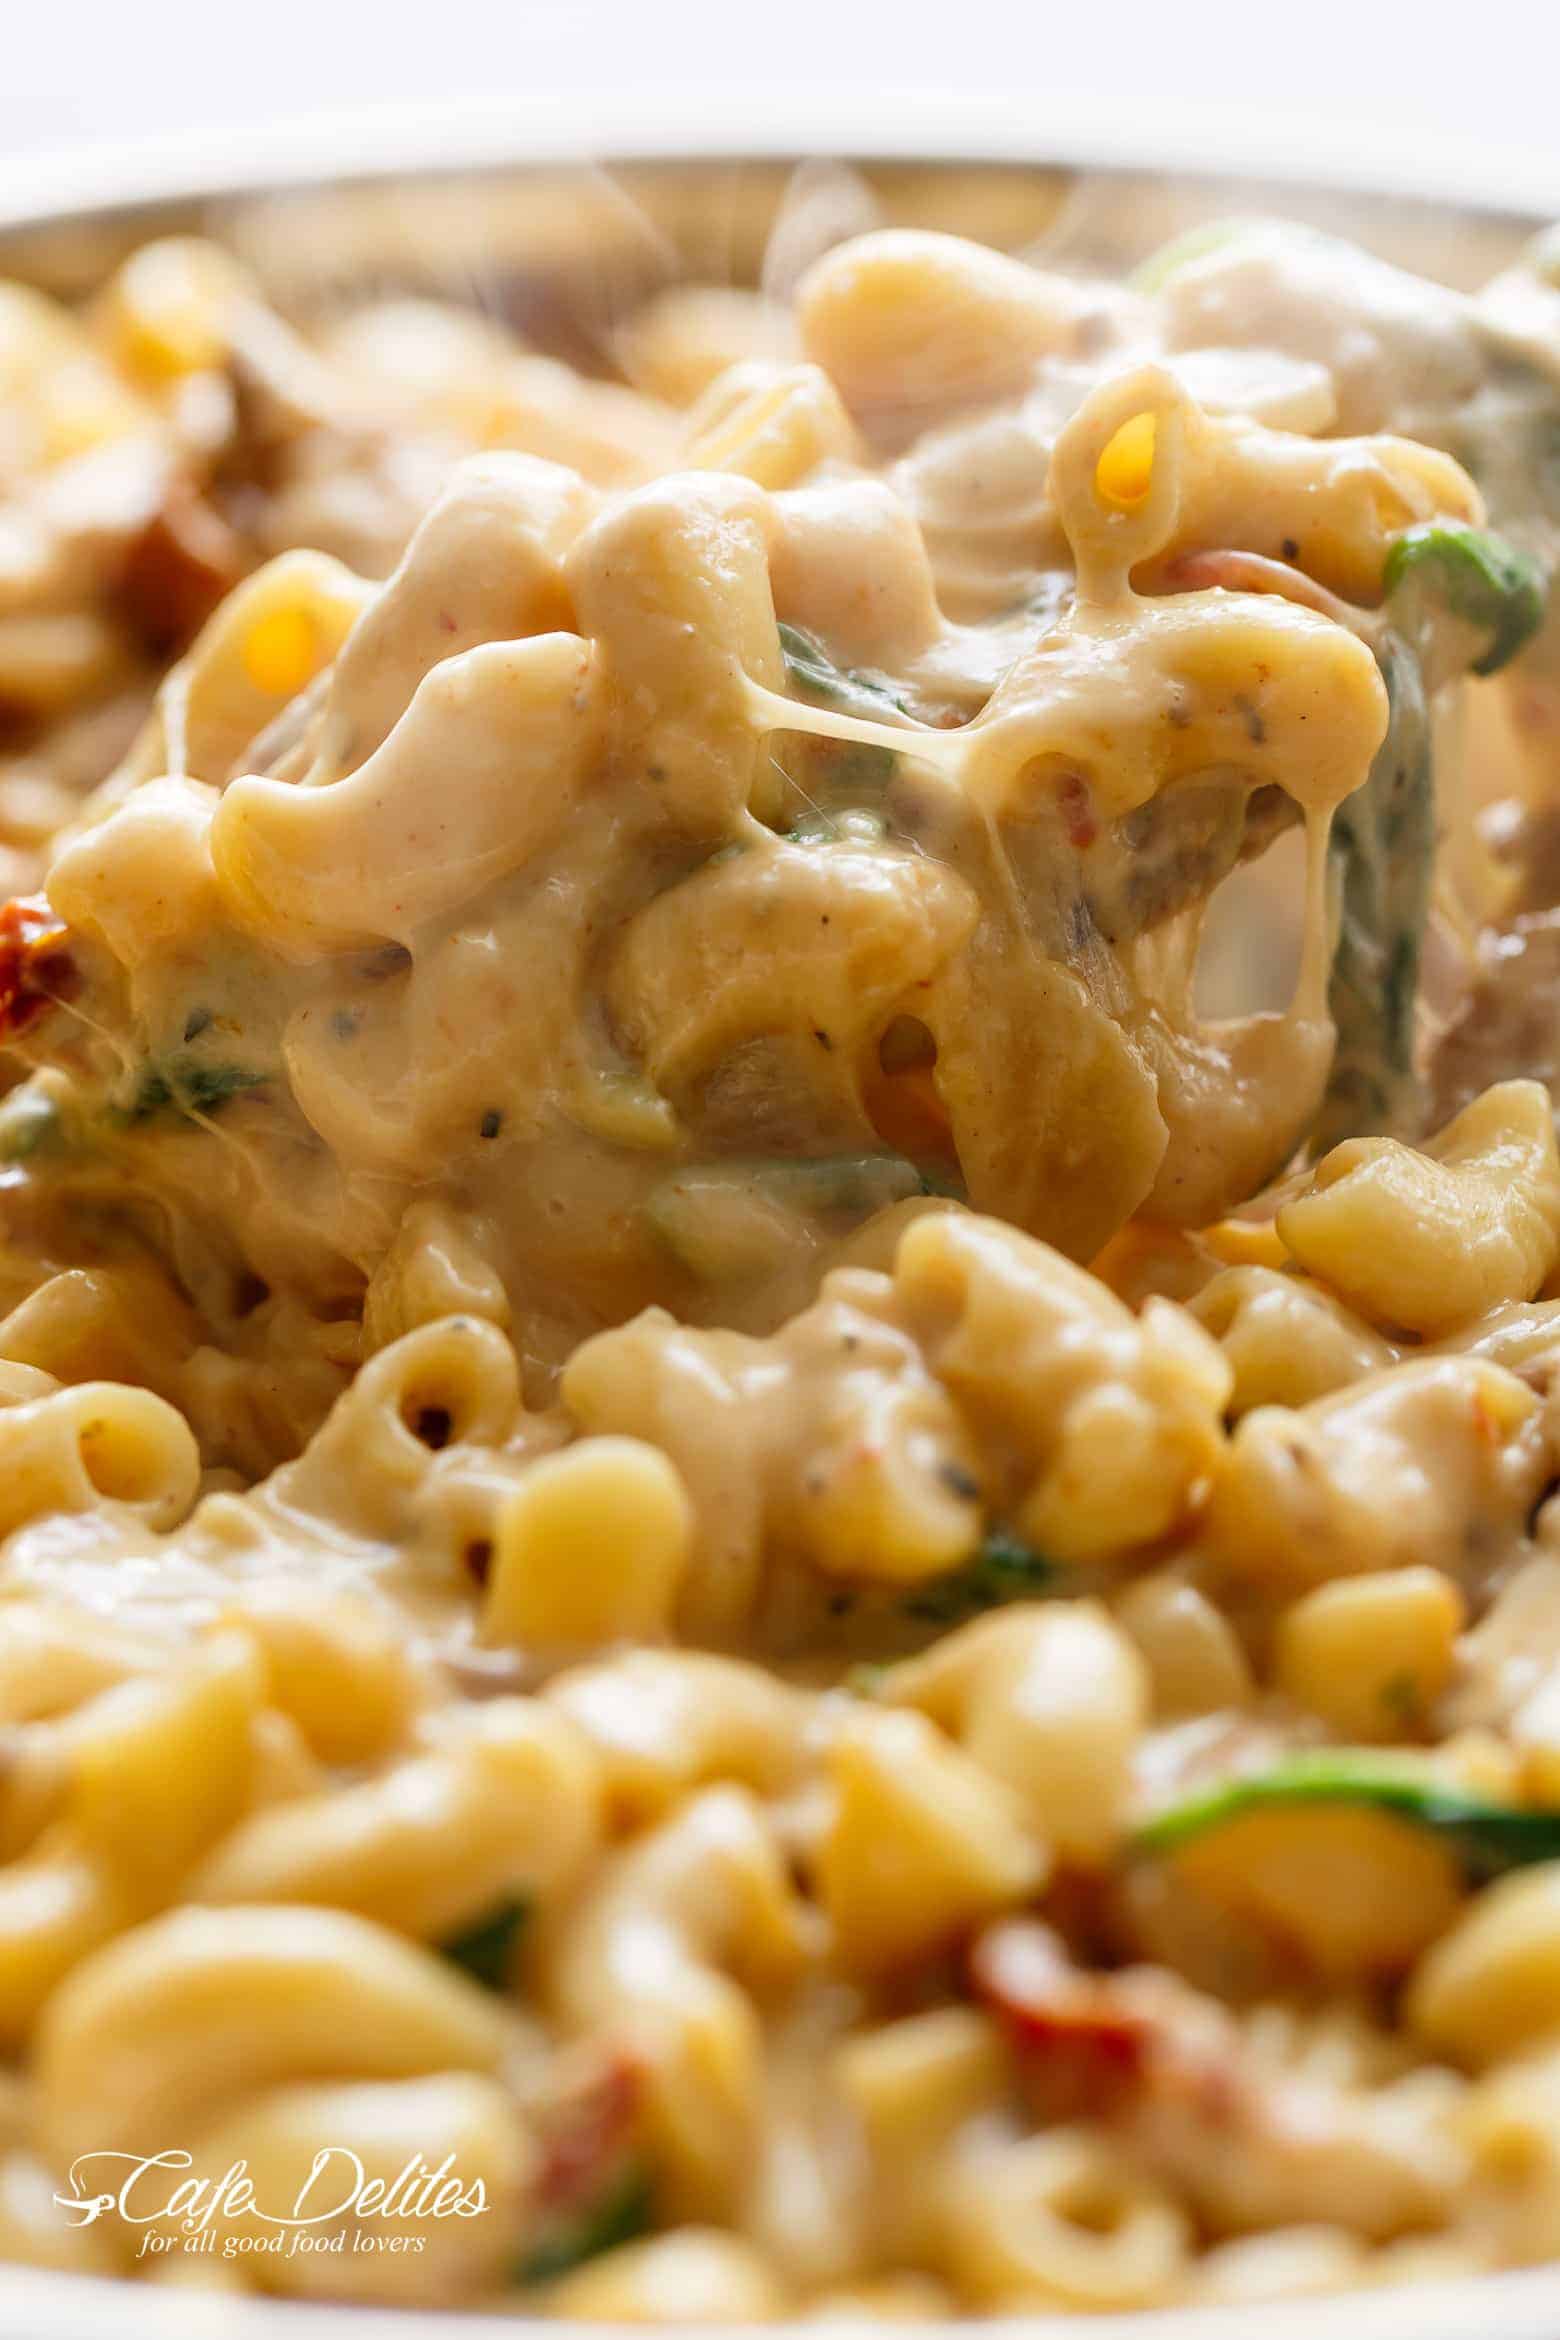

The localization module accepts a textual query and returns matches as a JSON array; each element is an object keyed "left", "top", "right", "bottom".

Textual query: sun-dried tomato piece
[
  {"left": 969, "top": 1919, "right": 1155, "bottom": 2122},
  {"left": 532, "top": 2041, "right": 643, "bottom": 2217},
  {"left": 0, "top": 893, "right": 75, "bottom": 1041},
  {"left": 117, "top": 482, "right": 247, "bottom": 659},
  {"left": 972, "top": 1918, "right": 1252, "bottom": 2137}
]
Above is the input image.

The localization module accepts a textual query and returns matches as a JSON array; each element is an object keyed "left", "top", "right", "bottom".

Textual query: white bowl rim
[
  {"left": 3, "top": 2252, "right": 1560, "bottom": 2339},
  {"left": 0, "top": 87, "right": 1556, "bottom": 237}
]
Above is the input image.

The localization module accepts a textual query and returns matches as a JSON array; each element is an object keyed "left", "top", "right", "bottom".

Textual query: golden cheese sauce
[{"left": 0, "top": 204, "right": 1557, "bottom": 2320}]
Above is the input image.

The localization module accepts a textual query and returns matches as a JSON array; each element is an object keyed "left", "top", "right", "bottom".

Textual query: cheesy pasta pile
[{"left": 0, "top": 203, "right": 1559, "bottom": 2319}]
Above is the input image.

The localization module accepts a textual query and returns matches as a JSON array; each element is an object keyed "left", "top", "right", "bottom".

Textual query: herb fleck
[
  {"left": 440, "top": 1896, "right": 530, "bottom": 1990},
  {"left": 777, "top": 622, "right": 911, "bottom": 717},
  {"left": 902, "top": 1527, "right": 1059, "bottom": 1623},
  {"left": 518, "top": 2166, "right": 654, "bottom": 2286},
  {"left": 1379, "top": 1670, "right": 1425, "bottom": 1727},
  {"left": 127, "top": 1057, "right": 266, "bottom": 1123}
]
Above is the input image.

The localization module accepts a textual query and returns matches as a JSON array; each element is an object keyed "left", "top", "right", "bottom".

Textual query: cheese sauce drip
[{"left": 0, "top": 270, "right": 1485, "bottom": 1454}]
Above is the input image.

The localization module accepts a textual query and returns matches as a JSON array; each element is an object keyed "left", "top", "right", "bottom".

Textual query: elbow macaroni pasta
[{"left": 0, "top": 197, "right": 1558, "bottom": 2319}]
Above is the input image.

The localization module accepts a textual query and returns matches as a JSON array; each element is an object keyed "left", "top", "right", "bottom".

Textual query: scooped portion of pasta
[{"left": 1, "top": 202, "right": 1560, "bottom": 2318}]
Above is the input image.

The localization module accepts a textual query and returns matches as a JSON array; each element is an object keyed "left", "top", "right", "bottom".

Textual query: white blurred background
[{"left": 2, "top": 0, "right": 1557, "bottom": 212}]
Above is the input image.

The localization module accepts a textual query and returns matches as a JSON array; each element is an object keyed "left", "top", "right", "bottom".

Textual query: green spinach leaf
[
  {"left": 1319, "top": 634, "right": 1432, "bottom": 1146},
  {"left": 1384, "top": 520, "right": 1545, "bottom": 678},
  {"left": 777, "top": 622, "right": 911, "bottom": 719},
  {"left": 1134, "top": 1752, "right": 1560, "bottom": 1884}
]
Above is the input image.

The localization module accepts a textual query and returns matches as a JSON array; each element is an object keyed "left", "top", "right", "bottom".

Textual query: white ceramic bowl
[{"left": 0, "top": 101, "right": 1557, "bottom": 2340}]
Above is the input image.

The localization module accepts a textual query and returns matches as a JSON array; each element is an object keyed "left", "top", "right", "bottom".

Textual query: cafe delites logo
[{"left": 54, "top": 2145, "right": 490, "bottom": 2263}]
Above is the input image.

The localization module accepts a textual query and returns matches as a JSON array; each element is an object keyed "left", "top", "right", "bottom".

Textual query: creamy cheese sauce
[{"left": 0, "top": 207, "right": 1557, "bottom": 2319}]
